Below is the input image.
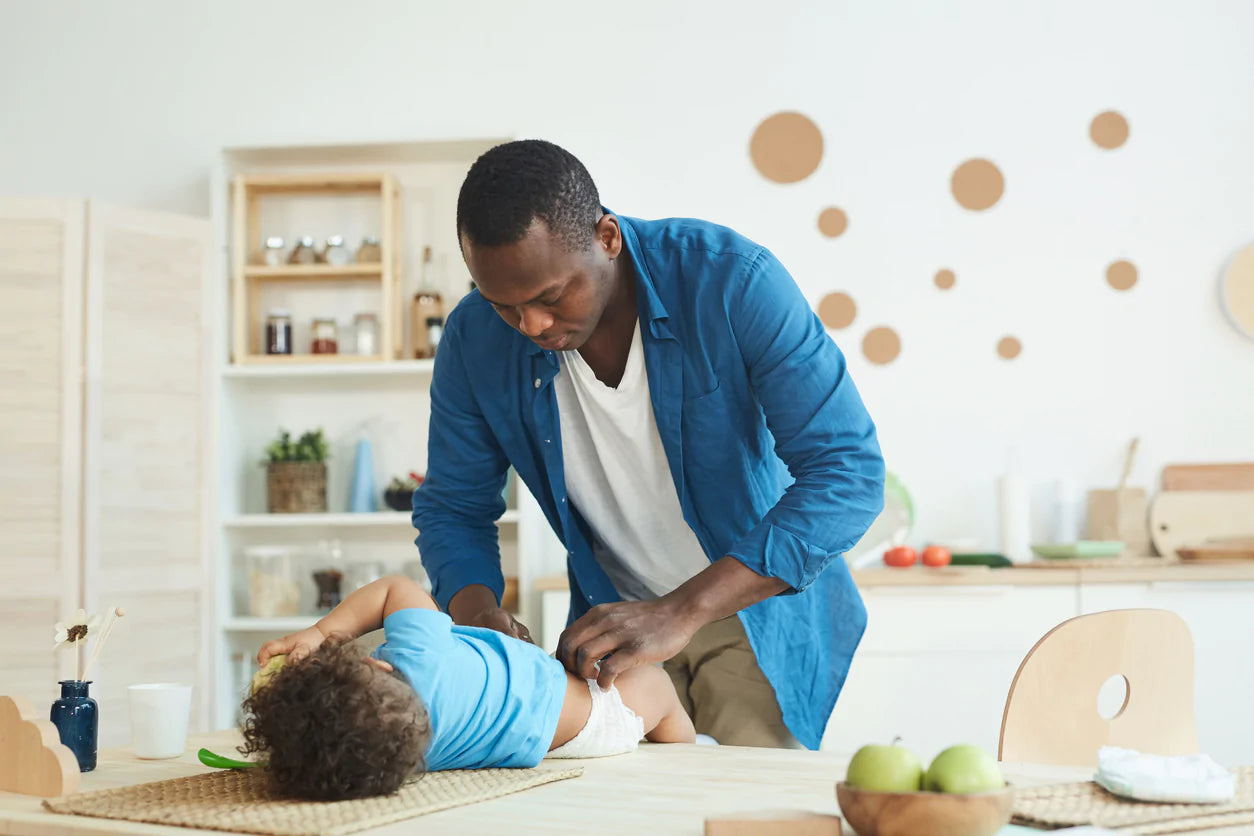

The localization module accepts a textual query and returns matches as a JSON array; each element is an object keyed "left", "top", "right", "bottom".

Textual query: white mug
[{"left": 128, "top": 683, "right": 192, "bottom": 759}]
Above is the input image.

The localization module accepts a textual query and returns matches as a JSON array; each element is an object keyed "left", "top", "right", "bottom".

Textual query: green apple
[
  {"left": 924, "top": 744, "right": 1004, "bottom": 793},
  {"left": 845, "top": 742, "right": 924, "bottom": 792},
  {"left": 250, "top": 654, "right": 287, "bottom": 696}
]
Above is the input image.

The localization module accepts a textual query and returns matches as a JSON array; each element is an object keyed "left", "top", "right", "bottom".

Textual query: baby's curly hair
[{"left": 240, "top": 635, "right": 430, "bottom": 800}]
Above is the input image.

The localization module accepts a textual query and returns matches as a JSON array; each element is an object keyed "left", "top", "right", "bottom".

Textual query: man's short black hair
[{"left": 457, "top": 139, "right": 601, "bottom": 253}]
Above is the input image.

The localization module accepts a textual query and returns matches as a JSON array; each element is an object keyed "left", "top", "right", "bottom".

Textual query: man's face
[{"left": 462, "top": 216, "right": 622, "bottom": 352}]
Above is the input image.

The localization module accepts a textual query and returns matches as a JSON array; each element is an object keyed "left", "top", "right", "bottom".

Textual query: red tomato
[
  {"left": 921, "top": 546, "right": 952, "bottom": 567},
  {"left": 883, "top": 546, "right": 918, "bottom": 568}
]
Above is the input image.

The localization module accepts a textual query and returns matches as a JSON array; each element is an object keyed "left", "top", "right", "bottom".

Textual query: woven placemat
[
  {"left": 1013, "top": 766, "right": 1254, "bottom": 834},
  {"left": 43, "top": 766, "right": 583, "bottom": 836}
]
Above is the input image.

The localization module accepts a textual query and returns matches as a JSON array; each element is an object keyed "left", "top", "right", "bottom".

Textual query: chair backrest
[{"left": 999, "top": 608, "right": 1198, "bottom": 766}]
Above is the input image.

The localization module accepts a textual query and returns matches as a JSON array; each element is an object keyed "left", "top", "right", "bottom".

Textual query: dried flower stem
[{"left": 82, "top": 607, "right": 125, "bottom": 681}]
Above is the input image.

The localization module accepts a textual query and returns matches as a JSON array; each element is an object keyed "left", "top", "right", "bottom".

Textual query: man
[{"left": 414, "top": 139, "right": 884, "bottom": 749}]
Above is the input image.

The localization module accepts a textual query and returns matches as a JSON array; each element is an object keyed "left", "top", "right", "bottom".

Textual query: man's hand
[
  {"left": 257, "top": 626, "right": 326, "bottom": 666},
  {"left": 556, "top": 598, "right": 699, "bottom": 689},
  {"left": 466, "top": 606, "right": 535, "bottom": 644}
]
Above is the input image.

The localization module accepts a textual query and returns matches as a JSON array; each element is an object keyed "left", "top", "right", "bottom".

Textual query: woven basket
[{"left": 266, "top": 461, "right": 327, "bottom": 513}]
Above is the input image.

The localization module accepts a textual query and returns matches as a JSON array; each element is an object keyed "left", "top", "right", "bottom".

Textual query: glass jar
[
  {"left": 265, "top": 310, "right": 293, "bottom": 355},
  {"left": 426, "top": 316, "right": 444, "bottom": 355},
  {"left": 245, "top": 546, "right": 300, "bottom": 617},
  {"left": 311, "top": 317, "right": 338, "bottom": 354},
  {"left": 355, "top": 236, "right": 382, "bottom": 263},
  {"left": 353, "top": 312, "right": 380, "bottom": 356},
  {"left": 261, "top": 236, "right": 286, "bottom": 266},
  {"left": 288, "top": 236, "right": 317, "bottom": 265},
  {"left": 323, "top": 235, "right": 351, "bottom": 266}
]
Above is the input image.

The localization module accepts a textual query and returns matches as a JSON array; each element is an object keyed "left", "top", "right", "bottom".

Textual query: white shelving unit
[{"left": 208, "top": 138, "right": 569, "bottom": 730}]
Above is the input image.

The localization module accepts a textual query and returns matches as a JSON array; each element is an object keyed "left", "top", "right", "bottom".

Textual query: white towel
[{"left": 1094, "top": 746, "right": 1235, "bottom": 804}]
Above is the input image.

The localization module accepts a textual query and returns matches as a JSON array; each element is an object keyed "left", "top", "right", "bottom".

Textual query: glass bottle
[
  {"left": 411, "top": 247, "right": 444, "bottom": 358},
  {"left": 50, "top": 680, "right": 98, "bottom": 772},
  {"left": 311, "top": 318, "right": 338, "bottom": 354}
]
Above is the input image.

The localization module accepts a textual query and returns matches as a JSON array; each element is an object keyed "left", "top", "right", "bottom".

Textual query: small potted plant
[
  {"left": 264, "top": 428, "right": 329, "bottom": 513},
  {"left": 383, "top": 471, "right": 424, "bottom": 512}
]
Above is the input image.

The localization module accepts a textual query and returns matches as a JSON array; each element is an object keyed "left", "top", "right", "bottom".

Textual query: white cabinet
[
  {"left": 823, "top": 585, "right": 1076, "bottom": 760},
  {"left": 0, "top": 198, "right": 212, "bottom": 745},
  {"left": 1079, "top": 582, "right": 1254, "bottom": 767}
]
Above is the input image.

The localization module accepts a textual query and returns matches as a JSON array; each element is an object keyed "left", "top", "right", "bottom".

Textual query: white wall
[{"left": 3, "top": 0, "right": 1253, "bottom": 549}]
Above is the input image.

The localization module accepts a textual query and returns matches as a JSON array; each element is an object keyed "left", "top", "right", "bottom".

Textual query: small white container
[{"left": 128, "top": 683, "right": 193, "bottom": 759}]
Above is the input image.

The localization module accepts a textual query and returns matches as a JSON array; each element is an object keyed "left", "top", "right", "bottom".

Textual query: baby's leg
[{"left": 613, "top": 665, "right": 696, "bottom": 744}]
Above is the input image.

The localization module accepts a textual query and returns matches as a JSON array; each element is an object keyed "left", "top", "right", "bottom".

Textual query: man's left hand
[{"left": 556, "top": 597, "right": 698, "bottom": 689}]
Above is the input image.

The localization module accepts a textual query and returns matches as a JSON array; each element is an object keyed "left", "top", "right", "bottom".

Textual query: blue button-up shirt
[{"left": 414, "top": 213, "right": 885, "bottom": 749}]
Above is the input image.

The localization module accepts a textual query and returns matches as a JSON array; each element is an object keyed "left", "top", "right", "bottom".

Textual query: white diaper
[{"left": 545, "top": 680, "right": 644, "bottom": 759}]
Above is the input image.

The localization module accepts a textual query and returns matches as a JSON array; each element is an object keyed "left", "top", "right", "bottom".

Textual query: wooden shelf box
[{"left": 230, "top": 172, "right": 401, "bottom": 365}]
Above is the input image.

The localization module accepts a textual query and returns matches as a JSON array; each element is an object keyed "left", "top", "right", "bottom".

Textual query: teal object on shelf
[{"left": 349, "top": 438, "right": 376, "bottom": 513}]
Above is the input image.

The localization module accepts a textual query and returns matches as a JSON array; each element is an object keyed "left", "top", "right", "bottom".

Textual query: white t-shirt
[{"left": 552, "top": 322, "right": 711, "bottom": 600}]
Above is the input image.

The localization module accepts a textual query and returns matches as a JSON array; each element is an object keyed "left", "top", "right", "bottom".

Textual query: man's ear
[{"left": 595, "top": 214, "right": 623, "bottom": 260}]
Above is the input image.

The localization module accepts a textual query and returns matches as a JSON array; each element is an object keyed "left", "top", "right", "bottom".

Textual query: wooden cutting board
[
  {"left": 1148, "top": 491, "right": 1254, "bottom": 558},
  {"left": 1161, "top": 462, "right": 1254, "bottom": 491},
  {"left": 1177, "top": 538, "right": 1254, "bottom": 563}
]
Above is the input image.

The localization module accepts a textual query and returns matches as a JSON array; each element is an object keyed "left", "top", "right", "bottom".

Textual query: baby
[{"left": 243, "top": 574, "right": 694, "bottom": 799}]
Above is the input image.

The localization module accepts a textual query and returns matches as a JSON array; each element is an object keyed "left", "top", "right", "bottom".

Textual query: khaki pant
[{"left": 663, "top": 616, "right": 802, "bottom": 749}]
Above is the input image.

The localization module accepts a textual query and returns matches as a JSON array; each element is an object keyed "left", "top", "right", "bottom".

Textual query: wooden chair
[{"left": 999, "top": 608, "right": 1199, "bottom": 766}]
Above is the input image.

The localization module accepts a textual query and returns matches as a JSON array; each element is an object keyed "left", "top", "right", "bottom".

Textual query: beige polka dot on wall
[
  {"left": 750, "top": 112, "right": 824, "bottom": 184},
  {"left": 817, "top": 207, "right": 848, "bottom": 238},
  {"left": 1106, "top": 260, "right": 1138, "bottom": 291},
  {"left": 934, "top": 269, "right": 956, "bottom": 290},
  {"left": 997, "top": 336, "right": 1022, "bottom": 360},
  {"left": 818, "top": 292, "right": 856, "bottom": 330},
  {"left": 951, "top": 158, "right": 1005, "bottom": 211},
  {"left": 862, "top": 326, "right": 901, "bottom": 365},
  {"left": 1090, "top": 111, "right": 1130, "bottom": 150}
]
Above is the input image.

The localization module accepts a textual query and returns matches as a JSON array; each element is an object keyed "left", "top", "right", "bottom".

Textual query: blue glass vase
[{"left": 50, "top": 679, "right": 97, "bottom": 772}]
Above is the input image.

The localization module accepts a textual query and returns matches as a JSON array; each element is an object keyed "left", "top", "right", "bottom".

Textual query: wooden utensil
[
  {"left": 1162, "top": 463, "right": 1254, "bottom": 492},
  {"left": 1086, "top": 438, "right": 1150, "bottom": 556},
  {"left": 1148, "top": 491, "right": 1254, "bottom": 559}
]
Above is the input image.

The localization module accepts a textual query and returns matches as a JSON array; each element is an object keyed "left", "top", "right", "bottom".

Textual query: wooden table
[{"left": 3, "top": 729, "right": 1252, "bottom": 835}]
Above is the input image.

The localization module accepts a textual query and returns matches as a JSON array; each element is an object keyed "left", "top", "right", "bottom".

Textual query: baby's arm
[{"left": 257, "top": 575, "right": 437, "bottom": 664}]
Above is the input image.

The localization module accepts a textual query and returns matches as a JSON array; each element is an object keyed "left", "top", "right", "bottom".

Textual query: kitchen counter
[
  {"left": 852, "top": 560, "right": 1254, "bottom": 586},
  {"left": 535, "top": 561, "right": 1254, "bottom": 592}
]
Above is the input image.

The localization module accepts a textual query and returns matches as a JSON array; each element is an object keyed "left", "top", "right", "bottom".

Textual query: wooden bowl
[{"left": 836, "top": 782, "right": 1013, "bottom": 836}]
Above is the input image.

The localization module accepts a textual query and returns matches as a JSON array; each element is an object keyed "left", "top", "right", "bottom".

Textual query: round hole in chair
[{"left": 1098, "top": 674, "right": 1130, "bottom": 721}]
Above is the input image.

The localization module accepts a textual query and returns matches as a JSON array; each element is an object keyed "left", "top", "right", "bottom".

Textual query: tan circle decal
[
  {"left": 1106, "top": 260, "right": 1138, "bottom": 291},
  {"left": 951, "top": 159, "right": 1005, "bottom": 211},
  {"left": 818, "top": 292, "right": 856, "bottom": 329},
  {"left": 818, "top": 207, "right": 848, "bottom": 238},
  {"left": 1090, "top": 111, "right": 1130, "bottom": 150},
  {"left": 863, "top": 327, "right": 901, "bottom": 365},
  {"left": 997, "top": 336, "right": 1022, "bottom": 360},
  {"left": 750, "top": 112, "right": 824, "bottom": 184},
  {"left": 935, "top": 269, "right": 956, "bottom": 290},
  {"left": 1222, "top": 242, "right": 1254, "bottom": 339}
]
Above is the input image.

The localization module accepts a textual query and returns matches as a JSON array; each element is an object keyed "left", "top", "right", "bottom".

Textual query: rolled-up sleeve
[
  {"left": 723, "top": 248, "right": 886, "bottom": 591},
  {"left": 413, "top": 313, "right": 511, "bottom": 611}
]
